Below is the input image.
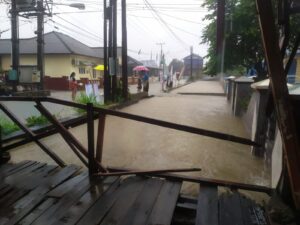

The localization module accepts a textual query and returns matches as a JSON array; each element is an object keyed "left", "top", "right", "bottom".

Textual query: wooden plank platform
[
  {"left": 0, "top": 161, "right": 268, "bottom": 225},
  {"left": 195, "top": 184, "right": 268, "bottom": 225},
  {"left": 0, "top": 161, "right": 182, "bottom": 225}
]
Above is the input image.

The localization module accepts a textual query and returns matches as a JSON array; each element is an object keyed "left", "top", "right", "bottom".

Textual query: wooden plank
[
  {"left": 47, "top": 171, "right": 89, "bottom": 198},
  {"left": 53, "top": 176, "right": 120, "bottom": 225},
  {"left": 0, "top": 164, "right": 56, "bottom": 209},
  {"left": 238, "top": 193, "right": 257, "bottom": 225},
  {"left": 146, "top": 180, "right": 182, "bottom": 225},
  {"left": 17, "top": 198, "right": 56, "bottom": 225},
  {"left": 98, "top": 176, "right": 147, "bottom": 225},
  {"left": 77, "top": 176, "right": 146, "bottom": 225},
  {"left": 219, "top": 191, "right": 243, "bottom": 225},
  {"left": 122, "top": 179, "right": 164, "bottom": 225},
  {"left": 195, "top": 184, "right": 218, "bottom": 225},
  {"left": 96, "top": 168, "right": 201, "bottom": 177},
  {"left": 0, "top": 161, "right": 36, "bottom": 179},
  {"left": 0, "top": 185, "right": 13, "bottom": 198},
  {"left": 30, "top": 174, "right": 92, "bottom": 225},
  {"left": 107, "top": 166, "right": 272, "bottom": 194},
  {"left": 3, "top": 165, "right": 80, "bottom": 225}
]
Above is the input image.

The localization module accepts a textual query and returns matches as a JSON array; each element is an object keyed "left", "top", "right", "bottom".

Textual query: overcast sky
[{"left": 0, "top": 0, "right": 209, "bottom": 64}]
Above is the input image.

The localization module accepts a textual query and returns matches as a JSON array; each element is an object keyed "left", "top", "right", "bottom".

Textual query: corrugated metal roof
[
  {"left": 0, "top": 31, "right": 99, "bottom": 57},
  {"left": 0, "top": 31, "right": 143, "bottom": 65}
]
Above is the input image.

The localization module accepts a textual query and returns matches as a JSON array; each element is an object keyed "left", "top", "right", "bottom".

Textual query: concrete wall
[
  {"left": 233, "top": 81, "right": 253, "bottom": 116},
  {"left": 242, "top": 86, "right": 282, "bottom": 188},
  {"left": 271, "top": 128, "right": 282, "bottom": 188}
]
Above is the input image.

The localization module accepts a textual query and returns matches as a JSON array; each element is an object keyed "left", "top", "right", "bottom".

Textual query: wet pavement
[{"left": 7, "top": 80, "right": 270, "bottom": 196}]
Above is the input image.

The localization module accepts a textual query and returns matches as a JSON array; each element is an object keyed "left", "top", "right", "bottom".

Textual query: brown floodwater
[{"left": 9, "top": 81, "right": 270, "bottom": 196}]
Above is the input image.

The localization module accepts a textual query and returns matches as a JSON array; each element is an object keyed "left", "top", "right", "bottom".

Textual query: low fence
[{"left": 44, "top": 76, "right": 140, "bottom": 91}]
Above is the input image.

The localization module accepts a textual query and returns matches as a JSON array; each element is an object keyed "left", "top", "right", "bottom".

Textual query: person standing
[
  {"left": 69, "top": 72, "right": 78, "bottom": 100},
  {"left": 142, "top": 71, "right": 149, "bottom": 92}
]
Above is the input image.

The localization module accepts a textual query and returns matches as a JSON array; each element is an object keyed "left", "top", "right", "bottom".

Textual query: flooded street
[{"left": 8, "top": 81, "right": 270, "bottom": 195}]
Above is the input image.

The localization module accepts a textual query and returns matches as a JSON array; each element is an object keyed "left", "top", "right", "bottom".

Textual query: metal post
[
  {"left": 216, "top": 0, "right": 225, "bottom": 74},
  {"left": 108, "top": 0, "right": 113, "bottom": 101},
  {"left": 87, "top": 103, "right": 96, "bottom": 176},
  {"left": 37, "top": 0, "right": 45, "bottom": 90},
  {"left": 121, "top": 0, "right": 128, "bottom": 100},
  {"left": 190, "top": 46, "right": 193, "bottom": 79},
  {"left": 103, "top": 0, "right": 110, "bottom": 103},
  {"left": 112, "top": 0, "right": 117, "bottom": 101},
  {"left": 11, "top": 0, "right": 19, "bottom": 91}
]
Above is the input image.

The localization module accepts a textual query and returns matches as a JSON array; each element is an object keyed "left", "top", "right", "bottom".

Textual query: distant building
[
  {"left": 140, "top": 60, "right": 161, "bottom": 76},
  {"left": 0, "top": 31, "right": 141, "bottom": 90},
  {"left": 183, "top": 53, "right": 203, "bottom": 77}
]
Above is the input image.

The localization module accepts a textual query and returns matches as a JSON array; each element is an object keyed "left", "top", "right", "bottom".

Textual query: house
[
  {"left": 0, "top": 31, "right": 141, "bottom": 90},
  {"left": 182, "top": 53, "right": 203, "bottom": 77},
  {"left": 140, "top": 60, "right": 161, "bottom": 77}
]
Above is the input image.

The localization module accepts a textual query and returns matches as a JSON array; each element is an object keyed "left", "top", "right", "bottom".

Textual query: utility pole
[
  {"left": 112, "top": 0, "right": 117, "bottom": 101},
  {"left": 10, "top": 0, "right": 19, "bottom": 91},
  {"left": 156, "top": 42, "right": 165, "bottom": 68},
  {"left": 190, "top": 46, "right": 193, "bottom": 80},
  {"left": 103, "top": 0, "right": 109, "bottom": 103},
  {"left": 37, "top": 0, "right": 45, "bottom": 90},
  {"left": 216, "top": 0, "right": 225, "bottom": 76},
  {"left": 121, "top": 0, "right": 128, "bottom": 100}
]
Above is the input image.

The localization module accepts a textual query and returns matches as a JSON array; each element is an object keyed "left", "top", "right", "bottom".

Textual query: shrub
[
  {"left": 0, "top": 117, "right": 20, "bottom": 136},
  {"left": 25, "top": 115, "right": 49, "bottom": 127},
  {"left": 75, "top": 92, "right": 105, "bottom": 114}
]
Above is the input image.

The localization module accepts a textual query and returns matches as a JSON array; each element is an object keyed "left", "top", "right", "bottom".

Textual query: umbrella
[
  {"left": 133, "top": 65, "right": 149, "bottom": 71},
  {"left": 94, "top": 64, "right": 105, "bottom": 71}
]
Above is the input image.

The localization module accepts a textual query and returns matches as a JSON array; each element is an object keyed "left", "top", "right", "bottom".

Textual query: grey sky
[{"left": 0, "top": 0, "right": 209, "bottom": 64}]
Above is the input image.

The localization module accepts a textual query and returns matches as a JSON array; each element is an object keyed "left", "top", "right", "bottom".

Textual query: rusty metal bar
[
  {"left": 256, "top": 0, "right": 300, "bottom": 208},
  {"left": 34, "top": 103, "right": 88, "bottom": 167},
  {"left": 0, "top": 96, "right": 259, "bottom": 147},
  {"left": 35, "top": 102, "right": 106, "bottom": 172},
  {"left": 107, "top": 166, "right": 272, "bottom": 194},
  {"left": 95, "top": 168, "right": 201, "bottom": 177},
  {"left": 0, "top": 103, "right": 66, "bottom": 167},
  {"left": 87, "top": 103, "right": 97, "bottom": 175},
  {"left": 96, "top": 114, "right": 106, "bottom": 163}
]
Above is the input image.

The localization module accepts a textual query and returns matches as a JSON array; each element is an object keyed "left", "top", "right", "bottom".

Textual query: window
[{"left": 79, "top": 67, "right": 85, "bottom": 74}]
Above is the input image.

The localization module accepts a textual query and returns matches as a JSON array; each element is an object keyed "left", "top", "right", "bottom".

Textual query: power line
[
  {"left": 143, "top": 0, "right": 189, "bottom": 50},
  {"left": 54, "top": 14, "right": 103, "bottom": 41}
]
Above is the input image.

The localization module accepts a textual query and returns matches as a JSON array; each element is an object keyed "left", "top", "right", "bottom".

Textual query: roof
[
  {"left": 140, "top": 60, "right": 159, "bottom": 69},
  {"left": 0, "top": 32, "right": 99, "bottom": 57},
  {"left": 235, "top": 76, "right": 254, "bottom": 83},
  {"left": 251, "top": 78, "right": 293, "bottom": 90},
  {"left": 0, "top": 31, "right": 141, "bottom": 63},
  {"left": 183, "top": 53, "right": 203, "bottom": 60}
]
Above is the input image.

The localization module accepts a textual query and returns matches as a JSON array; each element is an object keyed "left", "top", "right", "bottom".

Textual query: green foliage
[
  {"left": 202, "top": 0, "right": 300, "bottom": 76},
  {"left": 202, "top": 0, "right": 263, "bottom": 75},
  {"left": 0, "top": 117, "right": 20, "bottom": 136},
  {"left": 75, "top": 92, "right": 106, "bottom": 114},
  {"left": 25, "top": 115, "right": 49, "bottom": 127}
]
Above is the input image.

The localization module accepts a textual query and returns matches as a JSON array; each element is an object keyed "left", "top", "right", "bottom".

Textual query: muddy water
[{"left": 9, "top": 81, "right": 270, "bottom": 196}]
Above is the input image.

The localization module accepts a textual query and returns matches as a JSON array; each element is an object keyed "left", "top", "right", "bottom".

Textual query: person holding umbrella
[{"left": 133, "top": 66, "right": 149, "bottom": 93}]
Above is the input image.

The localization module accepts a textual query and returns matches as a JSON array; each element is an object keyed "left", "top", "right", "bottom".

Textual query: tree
[{"left": 201, "top": 0, "right": 264, "bottom": 77}]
